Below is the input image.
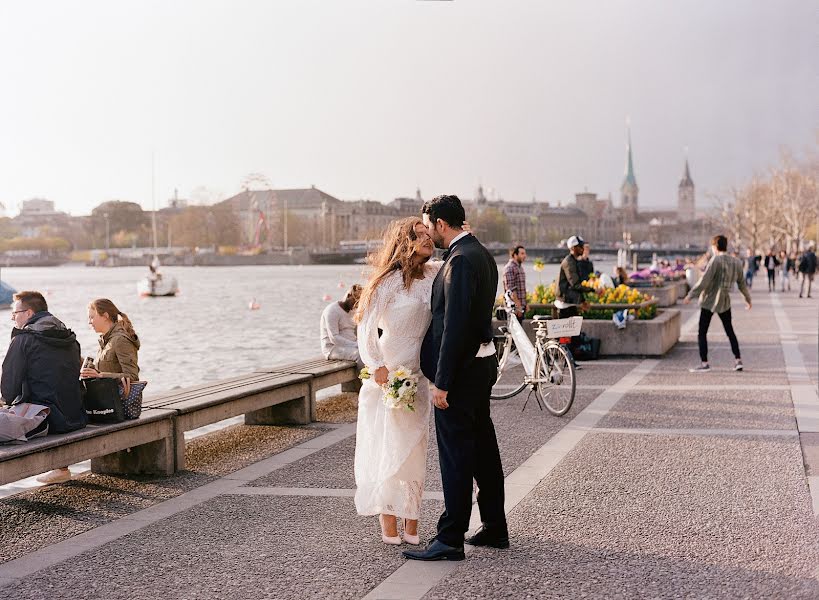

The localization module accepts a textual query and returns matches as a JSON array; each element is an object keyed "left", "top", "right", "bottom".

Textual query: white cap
[{"left": 567, "top": 235, "right": 585, "bottom": 249}]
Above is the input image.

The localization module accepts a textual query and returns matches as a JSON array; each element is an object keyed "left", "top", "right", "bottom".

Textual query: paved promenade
[{"left": 0, "top": 291, "right": 817, "bottom": 599}]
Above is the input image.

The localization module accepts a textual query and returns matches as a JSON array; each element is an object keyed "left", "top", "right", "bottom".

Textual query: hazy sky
[{"left": 1, "top": 0, "right": 816, "bottom": 217}]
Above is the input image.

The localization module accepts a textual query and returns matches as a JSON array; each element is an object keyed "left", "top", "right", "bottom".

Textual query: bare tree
[{"left": 766, "top": 153, "right": 818, "bottom": 252}]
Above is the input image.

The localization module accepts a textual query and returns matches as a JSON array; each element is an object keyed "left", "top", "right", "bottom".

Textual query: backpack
[{"left": 573, "top": 332, "right": 601, "bottom": 361}]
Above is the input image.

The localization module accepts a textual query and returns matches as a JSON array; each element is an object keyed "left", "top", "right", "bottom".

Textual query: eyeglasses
[{"left": 11, "top": 310, "right": 29, "bottom": 315}]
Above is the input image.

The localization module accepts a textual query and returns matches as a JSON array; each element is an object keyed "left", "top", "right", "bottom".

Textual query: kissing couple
[{"left": 354, "top": 194, "right": 508, "bottom": 561}]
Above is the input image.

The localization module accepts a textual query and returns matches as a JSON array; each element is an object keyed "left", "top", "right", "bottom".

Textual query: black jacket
[
  {"left": 421, "top": 235, "right": 497, "bottom": 391},
  {"left": 557, "top": 254, "right": 586, "bottom": 304},
  {"left": 1, "top": 312, "right": 87, "bottom": 433},
  {"left": 577, "top": 258, "right": 594, "bottom": 282},
  {"left": 799, "top": 251, "right": 817, "bottom": 274}
]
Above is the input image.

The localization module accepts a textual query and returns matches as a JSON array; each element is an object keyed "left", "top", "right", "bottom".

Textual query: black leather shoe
[
  {"left": 465, "top": 526, "right": 509, "bottom": 549},
  {"left": 402, "top": 539, "right": 465, "bottom": 561}
]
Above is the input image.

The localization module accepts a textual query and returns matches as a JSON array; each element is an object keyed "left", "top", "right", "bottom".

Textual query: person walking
[
  {"left": 763, "top": 250, "right": 779, "bottom": 292},
  {"left": 684, "top": 235, "right": 752, "bottom": 372},
  {"left": 502, "top": 245, "right": 527, "bottom": 320},
  {"left": 743, "top": 249, "right": 757, "bottom": 289},
  {"left": 779, "top": 250, "right": 794, "bottom": 292},
  {"left": 798, "top": 244, "right": 817, "bottom": 298}
]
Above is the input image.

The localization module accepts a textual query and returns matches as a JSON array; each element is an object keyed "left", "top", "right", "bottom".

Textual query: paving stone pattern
[
  {"left": 426, "top": 432, "right": 819, "bottom": 599},
  {"left": 598, "top": 389, "right": 795, "bottom": 430}
]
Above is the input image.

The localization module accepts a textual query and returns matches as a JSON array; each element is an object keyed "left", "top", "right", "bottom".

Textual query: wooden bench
[
  {"left": 0, "top": 409, "right": 176, "bottom": 485},
  {"left": 1, "top": 358, "right": 361, "bottom": 482},
  {"left": 255, "top": 357, "right": 359, "bottom": 421}
]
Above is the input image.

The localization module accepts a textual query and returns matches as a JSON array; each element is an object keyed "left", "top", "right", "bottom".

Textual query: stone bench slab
[{"left": 0, "top": 408, "right": 176, "bottom": 484}]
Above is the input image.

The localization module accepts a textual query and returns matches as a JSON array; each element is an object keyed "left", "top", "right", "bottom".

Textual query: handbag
[
  {"left": 82, "top": 378, "right": 125, "bottom": 424},
  {"left": 118, "top": 380, "right": 147, "bottom": 420},
  {"left": 0, "top": 402, "right": 50, "bottom": 443}
]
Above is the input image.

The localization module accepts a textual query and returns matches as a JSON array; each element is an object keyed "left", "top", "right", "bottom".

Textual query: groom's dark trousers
[
  {"left": 434, "top": 356, "right": 505, "bottom": 546},
  {"left": 421, "top": 233, "right": 507, "bottom": 548}
]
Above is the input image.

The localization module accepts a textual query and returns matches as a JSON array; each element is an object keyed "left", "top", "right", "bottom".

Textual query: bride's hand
[{"left": 374, "top": 366, "right": 389, "bottom": 386}]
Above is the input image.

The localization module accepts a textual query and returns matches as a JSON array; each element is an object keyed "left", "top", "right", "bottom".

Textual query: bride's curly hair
[{"left": 356, "top": 216, "right": 429, "bottom": 322}]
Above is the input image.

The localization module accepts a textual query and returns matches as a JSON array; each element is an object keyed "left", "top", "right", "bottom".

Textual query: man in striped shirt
[
  {"left": 684, "top": 234, "right": 752, "bottom": 372},
  {"left": 503, "top": 245, "right": 527, "bottom": 320}
]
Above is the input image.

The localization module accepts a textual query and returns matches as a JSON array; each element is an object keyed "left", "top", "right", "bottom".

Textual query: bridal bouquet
[{"left": 382, "top": 366, "right": 419, "bottom": 412}]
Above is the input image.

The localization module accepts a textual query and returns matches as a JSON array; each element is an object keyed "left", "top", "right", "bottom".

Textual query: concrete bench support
[
  {"left": 160, "top": 379, "right": 312, "bottom": 471},
  {"left": 91, "top": 434, "right": 175, "bottom": 477},
  {"left": 244, "top": 393, "right": 312, "bottom": 426}
]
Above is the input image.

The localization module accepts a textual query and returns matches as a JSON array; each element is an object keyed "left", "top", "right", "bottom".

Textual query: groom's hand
[{"left": 431, "top": 385, "right": 449, "bottom": 410}]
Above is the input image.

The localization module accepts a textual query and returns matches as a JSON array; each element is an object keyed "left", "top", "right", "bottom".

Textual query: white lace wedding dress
[{"left": 354, "top": 262, "right": 440, "bottom": 519}]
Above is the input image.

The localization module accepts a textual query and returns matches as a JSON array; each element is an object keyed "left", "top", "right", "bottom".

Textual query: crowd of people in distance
[
  {"left": 1, "top": 291, "right": 140, "bottom": 484},
  {"left": 743, "top": 246, "right": 817, "bottom": 297}
]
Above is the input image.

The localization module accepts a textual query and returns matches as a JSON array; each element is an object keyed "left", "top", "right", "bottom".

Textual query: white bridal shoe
[
  {"left": 380, "top": 515, "right": 402, "bottom": 545},
  {"left": 402, "top": 519, "right": 420, "bottom": 545}
]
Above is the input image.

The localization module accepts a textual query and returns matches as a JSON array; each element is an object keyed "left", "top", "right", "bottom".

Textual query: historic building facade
[{"left": 219, "top": 132, "right": 706, "bottom": 249}]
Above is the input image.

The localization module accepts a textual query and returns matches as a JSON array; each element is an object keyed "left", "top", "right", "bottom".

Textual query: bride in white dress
[{"left": 355, "top": 217, "right": 441, "bottom": 545}]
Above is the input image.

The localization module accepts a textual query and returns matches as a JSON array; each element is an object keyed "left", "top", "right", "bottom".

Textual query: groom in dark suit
[{"left": 403, "top": 194, "right": 508, "bottom": 562}]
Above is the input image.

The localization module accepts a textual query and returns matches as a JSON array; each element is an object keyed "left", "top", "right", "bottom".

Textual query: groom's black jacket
[{"left": 421, "top": 234, "right": 498, "bottom": 391}]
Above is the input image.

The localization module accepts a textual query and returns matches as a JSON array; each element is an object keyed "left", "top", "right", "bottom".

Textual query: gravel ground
[
  {"left": 0, "top": 495, "right": 446, "bottom": 600},
  {"left": 425, "top": 431, "right": 819, "bottom": 600},
  {"left": 315, "top": 392, "right": 359, "bottom": 423},
  {"left": 598, "top": 389, "right": 795, "bottom": 430},
  {"left": 0, "top": 423, "right": 324, "bottom": 564}
]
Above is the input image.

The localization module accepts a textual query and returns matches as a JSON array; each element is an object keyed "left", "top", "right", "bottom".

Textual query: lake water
[{"left": 0, "top": 259, "right": 614, "bottom": 396}]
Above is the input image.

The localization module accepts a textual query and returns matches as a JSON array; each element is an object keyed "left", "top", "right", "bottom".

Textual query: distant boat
[
  {"left": 137, "top": 155, "right": 179, "bottom": 298},
  {"left": 137, "top": 260, "right": 179, "bottom": 298}
]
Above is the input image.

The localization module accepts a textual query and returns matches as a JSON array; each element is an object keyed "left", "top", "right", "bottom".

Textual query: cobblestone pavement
[{"left": 0, "top": 292, "right": 816, "bottom": 599}]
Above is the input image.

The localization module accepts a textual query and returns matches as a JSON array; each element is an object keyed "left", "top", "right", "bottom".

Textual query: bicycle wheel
[
  {"left": 534, "top": 343, "right": 576, "bottom": 416},
  {"left": 490, "top": 334, "right": 527, "bottom": 400}
]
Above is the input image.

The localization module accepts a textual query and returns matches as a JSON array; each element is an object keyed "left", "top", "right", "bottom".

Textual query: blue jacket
[{"left": 1, "top": 312, "right": 87, "bottom": 433}]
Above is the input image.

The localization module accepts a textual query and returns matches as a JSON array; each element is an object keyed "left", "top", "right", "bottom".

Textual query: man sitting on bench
[{"left": 2, "top": 291, "right": 87, "bottom": 482}]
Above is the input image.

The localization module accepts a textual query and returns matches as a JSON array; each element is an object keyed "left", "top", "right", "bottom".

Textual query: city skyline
[{"left": 1, "top": 1, "right": 816, "bottom": 217}]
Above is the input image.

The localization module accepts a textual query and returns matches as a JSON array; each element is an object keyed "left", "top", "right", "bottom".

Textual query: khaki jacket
[
  {"left": 686, "top": 253, "right": 751, "bottom": 314},
  {"left": 95, "top": 321, "right": 140, "bottom": 381}
]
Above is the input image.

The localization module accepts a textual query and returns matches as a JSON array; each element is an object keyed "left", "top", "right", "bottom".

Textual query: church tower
[
  {"left": 620, "top": 128, "right": 639, "bottom": 221},
  {"left": 678, "top": 158, "right": 695, "bottom": 222}
]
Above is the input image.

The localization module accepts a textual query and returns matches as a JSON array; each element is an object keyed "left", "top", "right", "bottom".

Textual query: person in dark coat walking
[
  {"left": 404, "top": 195, "right": 507, "bottom": 562},
  {"left": 763, "top": 250, "right": 779, "bottom": 292},
  {"left": 799, "top": 244, "right": 817, "bottom": 298},
  {"left": 1, "top": 291, "right": 87, "bottom": 436}
]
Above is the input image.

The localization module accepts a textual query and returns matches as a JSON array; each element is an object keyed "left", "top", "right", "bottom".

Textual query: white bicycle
[{"left": 491, "top": 291, "right": 580, "bottom": 416}]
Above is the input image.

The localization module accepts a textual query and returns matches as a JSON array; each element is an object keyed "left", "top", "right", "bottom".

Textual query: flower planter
[
  {"left": 494, "top": 307, "right": 681, "bottom": 357},
  {"left": 626, "top": 283, "right": 678, "bottom": 307},
  {"left": 528, "top": 299, "right": 657, "bottom": 321}
]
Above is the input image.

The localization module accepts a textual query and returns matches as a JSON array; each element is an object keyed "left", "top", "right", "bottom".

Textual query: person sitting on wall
[{"left": 320, "top": 284, "right": 363, "bottom": 369}]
